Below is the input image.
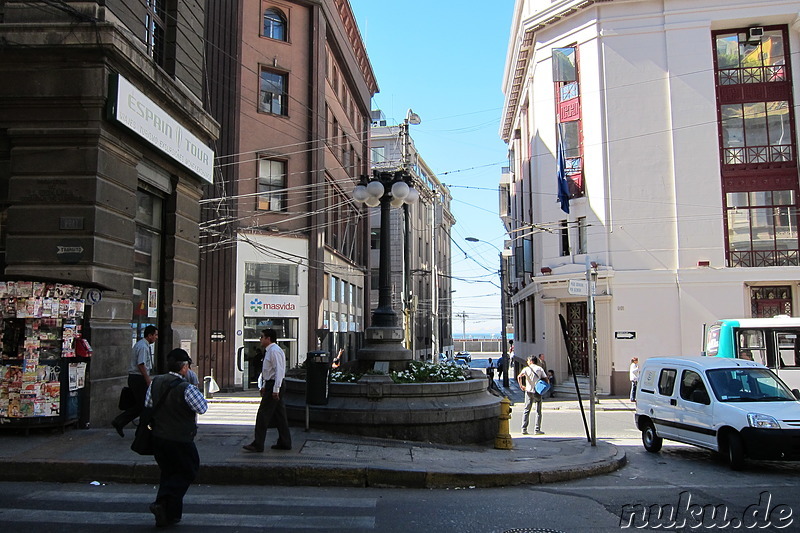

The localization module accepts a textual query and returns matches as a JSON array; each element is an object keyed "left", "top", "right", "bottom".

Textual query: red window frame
[
  {"left": 553, "top": 45, "right": 584, "bottom": 198},
  {"left": 712, "top": 25, "right": 800, "bottom": 267}
]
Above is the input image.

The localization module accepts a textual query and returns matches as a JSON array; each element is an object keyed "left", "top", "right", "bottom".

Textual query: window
[
  {"left": 553, "top": 45, "right": 584, "bottom": 198},
  {"left": 257, "top": 159, "right": 286, "bottom": 212},
  {"left": 679, "top": 370, "right": 710, "bottom": 404},
  {"left": 263, "top": 8, "right": 287, "bottom": 41},
  {"left": 370, "top": 229, "right": 379, "bottom": 249},
  {"left": 259, "top": 69, "right": 288, "bottom": 116},
  {"left": 725, "top": 190, "right": 798, "bottom": 266},
  {"left": 133, "top": 189, "right": 163, "bottom": 337},
  {"left": 372, "top": 146, "right": 386, "bottom": 164},
  {"left": 330, "top": 276, "right": 338, "bottom": 301},
  {"left": 714, "top": 26, "right": 798, "bottom": 268},
  {"left": 560, "top": 220, "right": 570, "bottom": 256},
  {"left": 577, "top": 217, "right": 588, "bottom": 254},
  {"left": 245, "top": 263, "right": 298, "bottom": 295},
  {"left": 751, "top": 285, "right": 792, "bottom": 317},
  {"left": 721, "top": 101, "right": 792, "bottom": 164},
  {"left": 331, "top": 118, "right": 339, "bottom": 148},
  {"left": 144, "top": 0, "right": 166, "bottom": 65},
  {"left": 657, "top": 368, "right": 676, "bottom": 396},
  {"left": 715, "top": 29, "right": 786, "bottom": 86},
  {"left": 522, "top": 238, "right": 533, "bottom": 273}
]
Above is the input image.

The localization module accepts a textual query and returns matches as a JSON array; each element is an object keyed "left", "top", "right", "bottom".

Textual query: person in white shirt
[
  {"left": 243, "top": 328, "right": 292, "bottom": 452},
  {"left": 629, "top": 357, "right": 640, "bottom": 402},
  {"left": 517, "top": 355, "right": 548, "bottom": 435}
]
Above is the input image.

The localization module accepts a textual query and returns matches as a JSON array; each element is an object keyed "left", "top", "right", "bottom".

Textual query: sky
[{"left": 350, "top": 0, "right": 517, "bottom": 336}]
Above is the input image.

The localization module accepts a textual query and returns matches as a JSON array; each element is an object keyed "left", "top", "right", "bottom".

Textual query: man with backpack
[{"left": 517, "top": 355, "right": 548, "bottom": 435}]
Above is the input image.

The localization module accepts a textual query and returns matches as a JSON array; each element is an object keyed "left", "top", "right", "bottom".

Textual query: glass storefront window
[
  {"left": 241, "top": 317, "right": 297, "bottom": 387},
  {"left": 245, "top": 263, "right": 297, "bottom": 295},
  {"left": 132, "top": 190, "right": 162, "bottom": 340}
]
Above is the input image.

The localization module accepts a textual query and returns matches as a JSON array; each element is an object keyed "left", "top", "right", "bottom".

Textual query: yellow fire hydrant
[{"left": 494, "top": 396, "right": 513, "bottom": 450}]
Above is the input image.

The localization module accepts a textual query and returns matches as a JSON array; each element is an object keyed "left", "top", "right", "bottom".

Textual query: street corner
[{"left": 539, "top": 439, "right": 626, "bottom": 483}]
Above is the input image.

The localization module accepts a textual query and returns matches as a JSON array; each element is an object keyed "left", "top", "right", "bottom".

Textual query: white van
[{"left": 635, "top": 356, "right": 800, "bottom": 470}]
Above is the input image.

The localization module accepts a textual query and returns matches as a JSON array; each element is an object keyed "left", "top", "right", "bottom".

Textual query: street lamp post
[
  {"left": 352, "top": 170, "right": 419, "bottom": 369},
  {"left": 465, "top": 237, "right": 510, "bottom": 387}
]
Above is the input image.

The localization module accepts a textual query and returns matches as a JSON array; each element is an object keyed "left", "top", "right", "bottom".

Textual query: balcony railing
[
  {"left": 718, "top": 65, "right": 786, "bottom": 86},
  {"left": 729, "top": 249, "right": 799, "bottom": 267},
  {"left": 723, "top": 144, "right": 793, "bottom": 165}
]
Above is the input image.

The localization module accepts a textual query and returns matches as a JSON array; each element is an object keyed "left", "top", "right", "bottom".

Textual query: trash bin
[{"left": 305, "top": 351, "right": 330, "bottom": 406}]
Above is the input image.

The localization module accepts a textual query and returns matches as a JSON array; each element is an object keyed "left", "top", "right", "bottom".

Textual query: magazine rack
[{"left": 0, "top": 280, "right": 93, "bottom": 433}]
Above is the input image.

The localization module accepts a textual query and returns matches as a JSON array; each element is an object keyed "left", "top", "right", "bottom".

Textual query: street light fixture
[
  {"left": 352, "top": 170, "right": 419, "bottom": 328},
  {"left": 465, "top": 237, "right": 510, "bottom": 387}
]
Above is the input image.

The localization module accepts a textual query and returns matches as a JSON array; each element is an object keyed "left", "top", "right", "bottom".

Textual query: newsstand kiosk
[{"left": 0, "top": 279, "right": 98, "bottom": 433}]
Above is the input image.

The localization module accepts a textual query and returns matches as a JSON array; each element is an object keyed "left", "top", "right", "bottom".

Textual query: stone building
[
  {"left": 501, "top": 0, "right": 800, "bottom": 394},
  {"left": 0, "top": 1, "right": 218, "bottom": 425}
]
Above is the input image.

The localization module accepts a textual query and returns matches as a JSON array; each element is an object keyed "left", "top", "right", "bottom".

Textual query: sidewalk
[
  {"left": 0, "top": 379, "right": 629, "bottom": 489},
  {"left": 488, "top": 375, "right": 636, "bottom": 412}
]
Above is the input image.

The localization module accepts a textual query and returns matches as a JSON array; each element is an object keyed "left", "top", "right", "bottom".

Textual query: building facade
[
  {"left": 202, "top": 0, "right": 377, "bottom": 388},
  {"left": 501, "top": 0, "right": 800, "bottom": 394},
  {"left": 0, "top": 1, "right": 218, "bottom": 425},
  {"left": 370, "top": 111, "right": 455, "bottom": 361}
]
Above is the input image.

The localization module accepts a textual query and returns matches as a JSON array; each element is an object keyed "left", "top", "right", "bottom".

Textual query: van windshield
[{"left": 707, "top": 368, "right": 796, "bottom": 402}]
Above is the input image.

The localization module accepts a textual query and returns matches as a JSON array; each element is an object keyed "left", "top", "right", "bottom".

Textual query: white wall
[{"left": 505, "top": 0, "right": 800, "bottom": 393}]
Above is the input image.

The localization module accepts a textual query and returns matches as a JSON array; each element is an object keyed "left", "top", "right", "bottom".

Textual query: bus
[{"left": 704, "top": 317, "right": 800, "bottom": 390}]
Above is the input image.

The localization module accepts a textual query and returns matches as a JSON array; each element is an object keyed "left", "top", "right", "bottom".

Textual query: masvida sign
[
  {"left": 244, "top": 294, "right": 301, "bottom": 318},
  {"left": 108, "top": 73, "right": 214, "bottom": 183}
]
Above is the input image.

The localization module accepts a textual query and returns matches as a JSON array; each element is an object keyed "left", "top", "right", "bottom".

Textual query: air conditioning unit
[{"left": 749, "top": 27, "right": 764, "bottom": 41}]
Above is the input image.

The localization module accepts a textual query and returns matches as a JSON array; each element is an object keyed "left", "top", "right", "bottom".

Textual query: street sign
[
  {"left": 568, "top": 279, "right": 596, "bottom": 296},
  {"left": 568, "top": 279, "right": 587, "bottom": 295},
  {"left": 615, "top": 331, "right": 636, "bottom": 340}
]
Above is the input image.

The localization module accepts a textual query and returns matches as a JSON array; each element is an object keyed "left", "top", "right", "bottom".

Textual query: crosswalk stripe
[
  {"left": 0, "top": 509, "right": 376, "bottom": 529},
  {"left": 27, "top": 490, "right": 378, "bottom": 508}
]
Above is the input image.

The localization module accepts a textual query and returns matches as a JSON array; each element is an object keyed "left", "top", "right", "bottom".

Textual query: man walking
[
  {"left": 113, "top": 325, "right": 158, "bottom": 437},
  {"left": 243, "top": 328, "right": 292, "bottom": 452},
  {"left": 147, "top": 348, "right": 207, "bottom": 527},
  {"left": 517, "top": 355, "right": 548, "bottom": 435}
]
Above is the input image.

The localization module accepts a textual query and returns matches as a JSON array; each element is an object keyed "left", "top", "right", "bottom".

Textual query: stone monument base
[{"left": 283, "top": 374, "right": 500, "bottom": 445}]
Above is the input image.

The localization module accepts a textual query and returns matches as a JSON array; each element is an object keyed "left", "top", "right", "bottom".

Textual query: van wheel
[
  {"left": 642, "top": 422, "right": 662, "bottom": 453},
  {"left": 726, "top": 433, "right": 745, "bottom": 470}
]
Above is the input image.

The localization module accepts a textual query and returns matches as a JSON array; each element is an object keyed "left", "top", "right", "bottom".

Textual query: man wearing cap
[
  {"left": 146, "top": 348, "right": 207, "bottom": 527},
  {"left": 243, "top": 328, "right": 292, "bottom": 452}
]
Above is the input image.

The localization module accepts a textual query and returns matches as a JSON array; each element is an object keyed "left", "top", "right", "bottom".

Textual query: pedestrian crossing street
[{"left": 0, "top": 489, "right": 377, "bottom": 530}]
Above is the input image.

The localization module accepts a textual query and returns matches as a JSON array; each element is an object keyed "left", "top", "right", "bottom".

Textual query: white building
[{"left": 501, "top": 0, "right": 800, "bottom": 394}]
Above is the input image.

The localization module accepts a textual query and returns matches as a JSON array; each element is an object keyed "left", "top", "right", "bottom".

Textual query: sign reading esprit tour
[
  {"left": 244, "top": 294, "right": 301, "bottom": 318},
  {"left": 109, "top": 74, "right": 214, "bottom": 183}
]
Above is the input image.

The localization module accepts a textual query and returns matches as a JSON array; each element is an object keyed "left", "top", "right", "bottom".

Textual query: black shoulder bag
[{"left": 131, "top": 378, "right": 182, "bottom": 456}]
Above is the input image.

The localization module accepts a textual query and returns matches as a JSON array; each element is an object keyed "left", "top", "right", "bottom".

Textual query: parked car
[
  {"left": 455, "top": 351, "right": 471, "bottom": 363},
  {"left": 449, "top": 358, "right": 470, "bottom": 370},
  {"left": 635, "top": 356, "right": 800, "bottom": 470}
]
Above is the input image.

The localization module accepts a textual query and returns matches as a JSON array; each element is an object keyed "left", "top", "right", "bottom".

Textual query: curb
[{"left": 0, "top": 446, "right": 626, "bottom": 489}]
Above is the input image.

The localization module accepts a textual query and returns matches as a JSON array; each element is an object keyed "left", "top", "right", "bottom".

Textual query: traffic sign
[{"left": 568, "top": 279, "right": 591, "bottom": 296}]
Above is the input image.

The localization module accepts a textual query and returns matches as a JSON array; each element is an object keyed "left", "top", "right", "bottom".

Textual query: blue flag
[{"left": 556, "top": 123, "right": 570, "bottom": 214}]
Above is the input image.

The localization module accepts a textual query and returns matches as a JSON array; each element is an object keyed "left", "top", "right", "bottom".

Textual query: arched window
[{"left": 263, "top": 8, "right": 287, "bottom": 41}]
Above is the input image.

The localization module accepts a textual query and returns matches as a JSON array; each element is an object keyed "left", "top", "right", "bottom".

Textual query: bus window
[
  {"left": 737, "top": 329, "right": 769, "bottom": 366},
  {"left": 776, "top": 331, "right": 800, "bottom": 368}
]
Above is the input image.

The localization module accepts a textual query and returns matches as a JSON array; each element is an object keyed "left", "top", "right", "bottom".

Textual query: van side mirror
[{"left": 792, "top": 389, "right": 800, "bottom": 400}]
